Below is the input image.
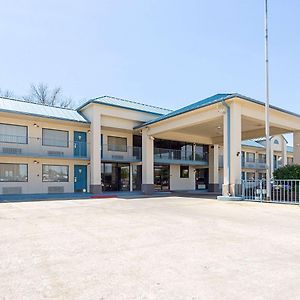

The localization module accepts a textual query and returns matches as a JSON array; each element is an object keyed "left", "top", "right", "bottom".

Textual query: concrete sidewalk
[{"left": 1, "top": 196, "right": 300, "bottom": 299}]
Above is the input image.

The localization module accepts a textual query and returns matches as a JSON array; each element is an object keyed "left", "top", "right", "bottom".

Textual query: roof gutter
[{"left": 221, "top": 100, "right": 231, "bottom": 196}]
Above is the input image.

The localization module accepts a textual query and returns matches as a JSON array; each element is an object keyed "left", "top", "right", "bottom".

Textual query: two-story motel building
[{"left": 0, "top": 93, "right": 299, "bottom": 196}]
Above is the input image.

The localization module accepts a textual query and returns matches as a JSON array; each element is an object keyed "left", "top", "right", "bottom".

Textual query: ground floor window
[
  {"left": 246, "top": 172, "right": 256, "bottom": 181},
  {"left": 0, "top": 163, "right": 28, "bottom": 182},
  {"left": 258, "top": 172, "right": 266, "bottom": 180},
  {"left": 180, "top": 165, "right": 189, "bottom": 178},
  {"left": 42, "top": 165, "right": 69, "bottom": 182},
  {"left": 101, "top": 162, "right": 130, "bottom": 192}
]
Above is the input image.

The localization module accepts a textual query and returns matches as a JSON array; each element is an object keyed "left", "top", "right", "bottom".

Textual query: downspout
[{"left": 221, "top": 100, "right": 231, "bottom": 195}]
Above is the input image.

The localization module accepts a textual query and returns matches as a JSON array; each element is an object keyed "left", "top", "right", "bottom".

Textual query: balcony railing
[
  {"left": 219, "top": 156, "right": 266, "bottom": 169},
  {"left": 0, "top": 135, "right": 89, "bottom": 159},
  {"left": 242, "top": 160, "right": 266, "bottom": 169},
  {"left": 101, "top": 144, "right": 142, "bottom": 162},
  {"left": 154, "top": 148, "right": 208, "bottom": 164}
]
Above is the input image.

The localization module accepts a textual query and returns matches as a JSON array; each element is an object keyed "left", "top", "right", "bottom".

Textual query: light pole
[{"left": 265, "top": 0, "right": 272, "bottom": 200}]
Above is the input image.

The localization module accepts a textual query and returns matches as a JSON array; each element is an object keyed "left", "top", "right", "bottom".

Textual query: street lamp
[{"left": 265, "top": 0, "right": 272, "bottom": 200}]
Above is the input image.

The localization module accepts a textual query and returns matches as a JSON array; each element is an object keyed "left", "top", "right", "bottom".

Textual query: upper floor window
[
  {"left": 0, "top": 123, "right": 27, "bottom": 144},
  {"left": 42, "top": 128, "right": 69, "bottom": 148},
  {"left": 274, "top": 139, "right": 279, "bottom": 144},
  {"left": 108, "top": 136, "right": 127, "bottom": 152},
  {"left": 0, "top": 163, "right": 28, "bottom": 182},
  {"left": 258, "top": 153, "right": 266, "bottom": 163},
  {"left": 246, "top": 152, "right": 255, "bottom": 163}
]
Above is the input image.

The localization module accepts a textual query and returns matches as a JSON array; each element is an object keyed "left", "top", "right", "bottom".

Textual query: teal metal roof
[
  {"left": 77, "top": 96, "right": 172, "bottom": 115},
  {"left": 241, "top": 140, "right": 265, "bottom": 148},
  {"left": 0, "top": 97, "right": 88, "bottom": 123},
  {"left": 135, "top": 93, "right": 300, "bottom": 129},
  {"left": 135, "top": 93, "right": 232, "bottom": 128}
]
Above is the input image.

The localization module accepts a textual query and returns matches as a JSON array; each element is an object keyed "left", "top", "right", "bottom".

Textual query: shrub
[{"left": 273, "top": 164, "right": 300, "bottom": 180}]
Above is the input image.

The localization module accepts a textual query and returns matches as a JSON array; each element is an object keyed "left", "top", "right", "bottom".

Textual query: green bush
[{"left": 273, "top": 164, "right": 300, "bottom": 179}]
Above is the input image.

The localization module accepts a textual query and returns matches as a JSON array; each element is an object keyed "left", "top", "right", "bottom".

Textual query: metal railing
[
  {"left": 0, "top": 134, "right": 89, "bottom": 159},
  {"left": 154, "top": 148, "right": 208, "bottom": 164},
  {"left": 101, "top": 144, "right": 142, "bottom": 162},
  {"left": 218, "top": 156, "right": 266, "bottom": 169},
  {"left": 240, "top": 179, "right": 300, "bottom": 204},
  {"left": 242, "top": 160, "right": 266, "bottom": 169}
]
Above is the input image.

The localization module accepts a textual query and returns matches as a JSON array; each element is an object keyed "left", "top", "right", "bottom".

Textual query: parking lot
[{"left": 1, "top": 196, "right": 300, "bottom": 299}]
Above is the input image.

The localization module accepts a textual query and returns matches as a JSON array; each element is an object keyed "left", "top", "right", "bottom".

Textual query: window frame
[
  {"left": 0, "top": 163, "right": 28, "bottom": 182},
  {"left": 0, "top": 123, "right": 28, "bottom": 144},
  {"left": 180, "top": 165, "right": 189, "bottom": 178},
  {"left": 42, "top": 128, "right": 69, "bottom": 148},
  {"left": 42, "top": 164, "right": 69, "bottom": 182},
  {"left": 107, "top": 136, "right": 127, "bottom": 152}
]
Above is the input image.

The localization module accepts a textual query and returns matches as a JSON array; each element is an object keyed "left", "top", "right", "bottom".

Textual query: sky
[{"left": 0, "top": 0, "right": 299, "bottom": 143}]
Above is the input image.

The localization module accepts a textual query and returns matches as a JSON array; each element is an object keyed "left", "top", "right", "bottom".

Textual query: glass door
[
  {"left": 154, "top": 165, "right": 170, "bottom": 191},
  {"left": 195, "top": 168, "right": 208, "bottom": 190}
]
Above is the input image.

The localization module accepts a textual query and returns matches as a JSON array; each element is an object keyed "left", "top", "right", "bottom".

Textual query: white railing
[{"left": 240, "top": 179, "right": 300, "bottom": 204}]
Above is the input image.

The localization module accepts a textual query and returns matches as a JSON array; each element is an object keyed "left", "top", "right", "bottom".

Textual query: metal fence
[{"left": 240, "top": 179, "right": 300, "bottom": 204}]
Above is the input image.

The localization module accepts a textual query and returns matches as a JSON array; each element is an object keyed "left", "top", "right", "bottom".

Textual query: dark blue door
[
  {"left": 74, "top": 165, "right": 87, "bottom": 192},
  {"left": 74, "top": 131, "right": 87, "bottom": 157}
]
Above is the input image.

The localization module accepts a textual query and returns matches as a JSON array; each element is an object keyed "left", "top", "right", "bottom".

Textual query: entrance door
[
  {"left": 101, "top": 163, "right": 130, "bottom": 192},
  {"left": 195, "top": 168, "right": 208, "bottom": 190},
  {"left": 74, "top": 165, "right": 87, "bottom": 192},
  {"left": 118, "top": 164, "right": 130, "bottom": 191},
  {"left": 154, "top": 165, "right": 170, "bottom": 191},
  {"left": 74, "top": 131, "right": 87, "bottom": 157}
]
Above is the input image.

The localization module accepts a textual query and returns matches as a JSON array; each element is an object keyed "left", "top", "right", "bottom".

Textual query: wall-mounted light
[
  {"left": 33, "top": 160, "right": 39, "bottom": 164},
  {"left": 87, "top": 129, "right": 91, "bottom": 133},
  {"left": 33, "top": 123, "right": 39, "bottom": 128},
  {"left": 236, "top": 152, "right": 240, "bottom": 157}
]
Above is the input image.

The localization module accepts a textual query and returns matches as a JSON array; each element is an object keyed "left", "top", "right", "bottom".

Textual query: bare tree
[
  {"left": 0, "top": 88, "right": 14, "bottom": 98},
  {"left": 24, "top": 83, "right": 73, "bottom": 108}
]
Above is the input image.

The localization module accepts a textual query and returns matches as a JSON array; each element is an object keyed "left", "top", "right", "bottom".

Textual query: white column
[
  {"left": 208, "top": 145, "right": 219, "bottom": 192},
  {"left": 142, "top": 129, "right": 154, "bottom": 194},
  {"left": 282, "top": 137, "right": 288, "bottom": 166},
  {"left": 129, "top": 164, "right": 133, "bottom": 192},
  {"left": 293, "top": 131, "right": 300, "bottom": 164},
  {"left": 223, "top": 102, "right": 242, "bottom": 196},
  {"left": 90, "top": 111, "right": 102, "bottom": 193}
]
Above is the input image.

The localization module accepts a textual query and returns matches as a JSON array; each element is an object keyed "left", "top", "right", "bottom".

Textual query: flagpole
[{"left": 265, "top": 0, "right": 271, "bottom": 200}]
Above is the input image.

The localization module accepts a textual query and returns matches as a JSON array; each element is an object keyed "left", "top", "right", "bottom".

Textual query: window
[
  {"left": 180, "top": 165, "right": 189, "bottom": 178},
  {"left": 274, "top": 139, "right": 279, "bottom": 144},
  {"left": 0, "top": 163, "right": 28, "bottom": 182},
  {"left": 258, "top": 153, "right": 266, "bottom": 163},
  {"left": 108, "top": 136, "right": 127, "bottom": 152},
  {"left": 0, "top": 123, "right": 27, "bottom": 144},
  {"left": 246, "top": 172, "right": 256, "bottom": 181},
  {"left": 258, "top": 173, "right": 266, "bottom": 180},
  {"left": 42, "top": 129, "right": 69, "bottom": 147},
  {"left": 42, "top": 165, "right": 69, "bottom": 182},
  {"left": 246, "top": 152, "right": 255, "bottom": 163}
]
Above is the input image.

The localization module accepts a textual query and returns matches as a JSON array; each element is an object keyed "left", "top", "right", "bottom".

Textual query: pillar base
[
  {"left": 222, "top": 183, "right": 242, "bottom": 197},
  {"left": 142, "top": 184, "right": 155, "bottom": 195},
  {"left": 208, "top": 184, "right": 220, "bottom": 192},
  {"left": 90, "top": 185, "right": 102, "bottom": 194}
]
